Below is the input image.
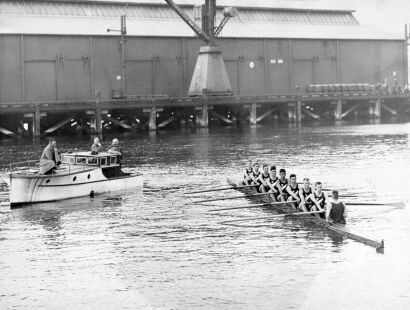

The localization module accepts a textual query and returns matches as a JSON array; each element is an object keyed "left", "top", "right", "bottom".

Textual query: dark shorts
[{"left": 304, "top": 201, "right": 314, "bottom": 211}]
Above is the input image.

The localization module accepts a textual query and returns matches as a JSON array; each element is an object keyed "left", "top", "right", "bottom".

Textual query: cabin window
[
  {"left": 100, "top": 157, "right": 107, "bottom": 166},
  {"left": 76, "top": 157, "right": 87, "bottom": 164},
  {"left": 110, "top": 156, "right": 117, "bottom": 165},
  {"left": 61, "top": 155, "right": 75, "bottom": 164},
  {"left": 87, "top": 157, "right": 98, "bottom": 165}
]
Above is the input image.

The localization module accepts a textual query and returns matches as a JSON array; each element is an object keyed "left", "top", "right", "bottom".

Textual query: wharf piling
[{"left": 0, "top": 91, "right": 409, "bottom": 136}]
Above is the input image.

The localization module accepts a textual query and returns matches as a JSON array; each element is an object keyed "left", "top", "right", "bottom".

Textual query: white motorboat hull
[{"left": 9, "top": 167, "right": 143, "bottom": 207}]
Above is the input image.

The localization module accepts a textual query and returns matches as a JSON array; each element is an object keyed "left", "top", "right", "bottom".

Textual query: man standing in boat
[
  {"left": 326, "top": 191, "right": 347, "bottom": 224},
  {"left": 39, "top": 138, "right": 60, "bottom": 175}
]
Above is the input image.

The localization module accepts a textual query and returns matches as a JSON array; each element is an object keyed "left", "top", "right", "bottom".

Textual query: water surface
[{"left": 1, "top": 122, "right": 410, "bottom": 309}]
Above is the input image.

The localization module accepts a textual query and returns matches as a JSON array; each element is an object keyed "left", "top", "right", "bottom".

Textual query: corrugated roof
[
  {"left": 22, "top": 0, "right": 356, "bottom": 12},
  {"left": 0, "top": 0, "right": 402, "bottom": 40},
  {"left": 0, "top": 1, "right": 359, "bottom": 24}
]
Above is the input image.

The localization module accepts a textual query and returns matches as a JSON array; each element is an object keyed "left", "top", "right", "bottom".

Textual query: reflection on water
[{"left": 0, "top": 121, "right": 410, "bottom": 309}]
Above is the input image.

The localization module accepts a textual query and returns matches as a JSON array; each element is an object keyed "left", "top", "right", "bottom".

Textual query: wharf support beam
[
  {"left": 369, "top": 97, "right": 382, "bottom": 119},
  {"left": 195, "top": 105, "right": 211, "bottom": 128},
  {"left": 143, "top": 107, "right": 164, "bottom": 131}
]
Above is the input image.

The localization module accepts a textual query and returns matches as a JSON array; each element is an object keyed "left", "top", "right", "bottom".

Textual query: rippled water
[{"left": 1, "top": 122, "right": 410, "bottom": 309}]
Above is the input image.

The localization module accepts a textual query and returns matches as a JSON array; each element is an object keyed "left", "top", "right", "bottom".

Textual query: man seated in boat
[
  {"left": 257, "top": 164, "right": 271, "bottom": 193},
  {"left": 107, "top": 138, "right": 123, "bottom": 165},
  {"left": 39, "top": 138, "right": 61, "bottom": 175},
  {"left": 91, "top": 137, "right": 102, "bottom": 155},
  {"left": 249, "top": 162, "right": 261, "bottom": 190},
  {"left": 286, "top": 174, "right": 301, "bottom": 209},
  {"left": 264, "top": 165, "right": 280, "bottom": 202},
  {"left": 241, "top": 161, "right": 253, "bottom": 186},
  {"left": 326, "top": 190, "right": 347, "bottom": 224},
  {"left": 278, "top": 168, "right": 288, "bottom": 201},
  {"left": 298, "top": 177, "right": 313, "bottom": 212},
  {"left": 310, "top": 182, "right": 327, "bottom": 218},
  {"left": 107, "top": 138, "right": 122, "bottom": 154}
]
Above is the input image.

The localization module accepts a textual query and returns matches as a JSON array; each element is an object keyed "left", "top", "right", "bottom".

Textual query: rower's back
[{"left": 329, "top": 199, "right": 346, "bottom": 224}]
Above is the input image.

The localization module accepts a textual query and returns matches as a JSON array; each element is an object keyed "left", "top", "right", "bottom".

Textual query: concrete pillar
[
  {"left": 148, "top": 107, "right": 157, "bottom": 131},
  {"left": 33, "top": 103, "right": 41, "bottom": 137},
  {"left": 374, "top": 97, "right": 381, "bottom": 119},
  {"left": 195, "top": 105, "right": 209, "bottom": 128},
  {"left": 296, "top": 100, "right": 302, "bottom": 123},
  {"left": 335, "top": 100, "right": 342, "bottom": 121},
  {"left": 287, "top": 103, "right": 295, "bottom": 122},
  {"left": 250, "top": 103, "right": 257, "bottom": 125}
]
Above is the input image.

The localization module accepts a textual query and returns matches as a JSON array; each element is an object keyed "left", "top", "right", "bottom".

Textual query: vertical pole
[
  {"left": 263, "top": 39, "right": 268, "bottom": 95},
  {"left": 335, "top": 100, "right": 342, "bottom": 121},
  {"left": 250, "top": 103, "right": 257, "bottom": 125},
  {"left": 208, "top": 0, "right": 216, "bottom": 43},
  {"left": 289, "top": 39, "right": 292, "bottom": 94},
  {"left": 149, "top": 107, "right": 157, "bottom": 131},
  {"left": 120, "top": 15, "right": 126, "bottom": 96},
  {"left": 89, "top": 36, "right": 94, "bottom": 99},
  {"left": 20, "top": 35, "right": 25, "bottom": 101},
  {"left": 34, "top": 103, "right": 41, "bottom": 136},
  {"left": 336, "top": 40, "right": 340, "bottom": 84},
  {"left": 181, "top": 37, "right": 187, "bottom": 94},
  {"left": 296, "top": 100, "right": 302, "bottom": 123}
]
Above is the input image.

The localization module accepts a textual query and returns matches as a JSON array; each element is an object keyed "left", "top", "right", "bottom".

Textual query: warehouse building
[{"left": 0, "top": 0, "right": 407, "bottom": 104}]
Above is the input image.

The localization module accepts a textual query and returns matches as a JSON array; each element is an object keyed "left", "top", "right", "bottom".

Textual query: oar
[
  {"left": 191, "top": 192, "right": 295, "bottom": 204},
  {"left": 346, "top": 201, "right": 405, "bottom": 206},
  {"left": 184, "top": 184, "right": 258, "bottom": 195},
  {"left": 208, "top": 200, "right": 297, "bottom": 212},
  {"left": 220, "top": 210, "right": 324, "bottom": 224}
]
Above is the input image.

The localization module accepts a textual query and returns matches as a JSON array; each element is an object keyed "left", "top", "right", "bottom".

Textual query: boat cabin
[
  {"left": 61, "top": 151, "right": 121, "bottom": 167},
  {"left": 61, "top": 151, "right": 125, "bottom": 178}
]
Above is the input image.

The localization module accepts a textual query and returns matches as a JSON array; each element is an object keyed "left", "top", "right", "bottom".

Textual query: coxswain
[
  {"left": 39, "top": 138, "right": 61, "bottom": 175},
  {"left": 286, "top": 174, "right": 301, "bottom": 209},
  {"left": 277, "top": 168, "right": 288, "bottom": 202},
  {"left": 311, "top": 182, "right": 327, "bottom": 218},
  {"left": 258, "top": 164, "right": 271, "bottom": 193},
  {"left": 326, "top": 191, "right": 347, "bottom": 224},
  {"left": 242, "top": 161, "right": 253, "bottom": 186},
  {"left": 91, "top": 137, "right": 102, "bottom": 155},
  {"left": 266, "top": 166, "right": 280, "bottom": 201},
  {"left": 298, "top": 177, "right": 313, "bottom": 212}
]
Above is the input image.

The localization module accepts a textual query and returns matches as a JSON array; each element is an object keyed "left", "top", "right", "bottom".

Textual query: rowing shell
[{"left": 227, "top": 179, "right": 384, "bottom": 252}]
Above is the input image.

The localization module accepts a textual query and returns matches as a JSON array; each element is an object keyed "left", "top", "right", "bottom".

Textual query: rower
[
  {"left": 278, "top": 168, "right": 288, "bottom": 202},
  {"left": 286, "top": 174, "right": 301, "bottom": 209},
  {"left": 242, "top": 161, "right": 253, "bottom": 186},
  {"left": 326, "top": 191, "right": 347, "bottom": 224},
  {"left": 311, "top": 182, "right": 327, "bottom": 218},
  {"left": 258, "top": 164, "right": 271, "bottom": 194},
  {"left": 249, "top": 162, "right": 261, "bottom": 188},
  {"left": 266, "top": 166, "right": 280, "bottom": 201},
  {"left": 298, "top": 177, "right": 313, "bottom": 212}
]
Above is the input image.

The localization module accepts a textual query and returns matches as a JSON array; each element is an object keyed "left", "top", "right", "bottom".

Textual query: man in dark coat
[{"left": 39, "top": 138, "right": 60, "bottom": 175}]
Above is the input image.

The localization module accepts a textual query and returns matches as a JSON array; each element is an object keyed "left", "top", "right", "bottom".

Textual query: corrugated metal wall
[{"left": 0, "top": 35, "right": 406, "bottom": 102}]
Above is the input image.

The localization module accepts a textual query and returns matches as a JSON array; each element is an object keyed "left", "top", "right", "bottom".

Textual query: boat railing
[{"left": 9, "top": 160, "right": 39, "bottom": 172}]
